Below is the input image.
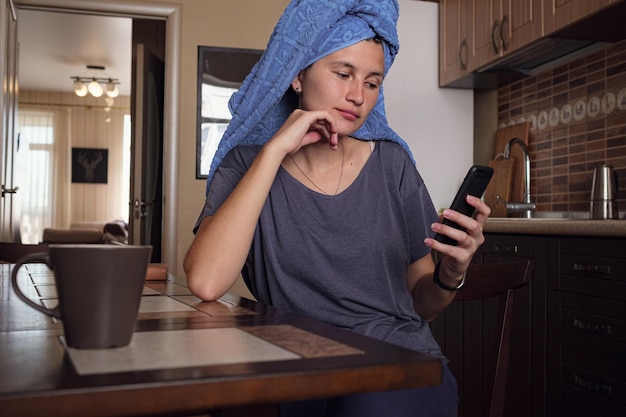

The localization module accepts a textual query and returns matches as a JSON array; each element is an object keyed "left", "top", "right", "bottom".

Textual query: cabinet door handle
[
  {"left": 573, "top": 318, "right": 613, "bottom": 335},
  {"left": 459, "top": 39, "right": 467, "bottom": 71},
  {"left": 492, "top": 20, "right": 500, "bottom": 54},
  {"left": 574, "top": 373, "right": 613, "bottom": 395},
  {"left": 491, "top": 244, "right": 518, "bottom": 254},
  {"left": 499, "top": 14, "right": 508, "bottom": 51},
  {"left": 573, "top": 262, "right": 611, "bottom": 274}
]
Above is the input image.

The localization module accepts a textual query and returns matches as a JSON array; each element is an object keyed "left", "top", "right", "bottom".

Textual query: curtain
[{"left": 17, "top": 106, "right": 71, "bottom": 243}]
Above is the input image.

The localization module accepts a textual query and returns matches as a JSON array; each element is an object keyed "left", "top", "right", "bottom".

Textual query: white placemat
[{"left": 64, "top": 327, "right": 300, "bottom": 375}]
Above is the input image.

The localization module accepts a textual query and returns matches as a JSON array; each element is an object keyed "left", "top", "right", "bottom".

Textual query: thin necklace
[{"left": 290, "top": 145, "right": 345, "bottom": 195}]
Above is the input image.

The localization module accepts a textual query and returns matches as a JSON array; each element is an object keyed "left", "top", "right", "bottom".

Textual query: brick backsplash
[{"left": 497, "top": 40, "right": 626, "bottom": 214}]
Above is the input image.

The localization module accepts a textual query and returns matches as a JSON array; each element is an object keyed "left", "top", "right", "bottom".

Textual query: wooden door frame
[
  {"left": 0, "top": 0, "right": 19, "bottom": 241},
  {"left": 13, "top": 0, "right": 180, "bottom": 270}
]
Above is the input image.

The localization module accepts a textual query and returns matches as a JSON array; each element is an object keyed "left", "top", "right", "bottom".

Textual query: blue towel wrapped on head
[{"left": 206, "top": 0, "right": 411, "bottom": 191}]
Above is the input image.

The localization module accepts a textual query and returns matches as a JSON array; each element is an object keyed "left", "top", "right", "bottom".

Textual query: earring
[{"left": 294, "top": 87, "right": 301, "bottom": 94}]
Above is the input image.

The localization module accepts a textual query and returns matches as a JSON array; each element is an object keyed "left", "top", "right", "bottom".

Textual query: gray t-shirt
[{"left": 199, "top": 141, "right": 444, "bottom": 360}]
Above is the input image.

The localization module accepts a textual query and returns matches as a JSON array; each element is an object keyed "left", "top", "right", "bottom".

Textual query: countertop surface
[{"left": 484, "top": 216, "right": 626, "bottom": 237}]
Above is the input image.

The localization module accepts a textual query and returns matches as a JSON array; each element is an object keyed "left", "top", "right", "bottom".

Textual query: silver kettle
[{"left": 590, "top": 163, "right": 619, "bottom": 219}]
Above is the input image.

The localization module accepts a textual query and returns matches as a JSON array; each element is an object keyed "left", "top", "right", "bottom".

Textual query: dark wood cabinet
[
  {"left": 469, "top": 0, "right": 542, "bottom": 73},
  {"left": 547, "top": 237, "right": 626, "bottom": 417},
  {"left": 430, "top": 234, "right": 546, "bottom": 417},
  {"left": 439, "top": 0, "right": 622, "bottom": 88},
  {"left": 432, "top": 233, "right": 626, "bottom": 416},
  {"left": 543, "top": 0, "right": 613, "bottom": 35},
  {"left": 439, "top": 0, "right": 471, "bottom": 87},
  {"left": 440, "top": 0, "right": 544, "bottom": 88}
]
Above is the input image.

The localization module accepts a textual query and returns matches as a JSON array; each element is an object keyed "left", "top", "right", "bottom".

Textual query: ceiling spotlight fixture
[
  {"left": 70, "top": 65, "right": 121, "bottom": 122},
  {"left": 87, "top": 79, "right": 104, "bottom": 97},
  {"left": 72, "top": 79, "right": 88, "bottom": 97},
  {"left": 106, "top": 82, "right": 119, "bottom": 98}
]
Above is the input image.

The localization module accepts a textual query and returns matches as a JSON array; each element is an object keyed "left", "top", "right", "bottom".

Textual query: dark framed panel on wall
[
  {"left": 196, "top": 46, "right": 263, "bottom": 179},
  {"left": 71, "top": 147, "right": 108, "bottom": 184}
]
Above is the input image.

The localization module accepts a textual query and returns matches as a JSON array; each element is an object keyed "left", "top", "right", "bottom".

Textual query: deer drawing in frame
[{"left": 77, "top": 150, "right": 105, "bottom": 182}]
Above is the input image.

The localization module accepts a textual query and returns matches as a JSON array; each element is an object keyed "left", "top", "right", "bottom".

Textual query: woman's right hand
[{"left": 270, "top": 109, "right": 339, "bottom": 156}]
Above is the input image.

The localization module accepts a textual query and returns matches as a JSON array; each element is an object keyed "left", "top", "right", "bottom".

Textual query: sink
[
  {"left": 489, "top": 211, "right": 591, "bottom": 221},
  {"left": 488, "top": 217, "right": 570, "bottom": 221},
  {"left": 531, "top": 211, "right": 591, "bottom": 220},
  {"left": 488, "top": 211, "right": 626, "bottom": 221}
]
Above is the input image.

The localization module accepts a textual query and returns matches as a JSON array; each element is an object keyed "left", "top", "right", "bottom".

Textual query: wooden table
[{"left": 0, "top": 263, "right": 442, "bottom": 417}]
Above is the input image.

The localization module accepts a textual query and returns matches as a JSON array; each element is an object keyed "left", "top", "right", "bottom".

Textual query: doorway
[
  {"left": 131, "top": 36, "right": 165, "bottom": 262},
  {"left": 17, "top": 10, "right": 133, "bottom": 244},
  {"left": 6, "top": 0, "right": 180, "bottom": 266}
]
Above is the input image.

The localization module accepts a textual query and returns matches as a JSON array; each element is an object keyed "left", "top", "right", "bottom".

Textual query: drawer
[
  {"left": 560, "top": 254, "right": 626, "bottom": 283},
  {"left": 560, "top": 328, "right": 626, "bottom": 363},
  {"left": 562, "top": 362, "right": 626, "bottom": 411},
  {"left": 555, "top": 273, "right": 626, "bottom": 301},
  {"left": 560, "top": 292, "right": 626, "bottom": 345},
  {"left": 561, "top": 308, "right": 626, "bottom": 345},
  {"left": 546, "top": 394, "right": 607, "bottom": 417},
  {"left": 482, "top": 234, "right": 534, "bottom": 258},
  {"left": 560, "top": 345, "right": 626, "bottom": 384},
  {"left": 560, "top": 237, "right": 626, "bottom": 258},
  {"left": 548, "top": 343, "right": 626, "bottom": 416},
  {"left": 560, "top": 292, "right": 626, "bottom": 321},
  {"left": 547, "top": 292, "right": 626, "bottom": 363}
]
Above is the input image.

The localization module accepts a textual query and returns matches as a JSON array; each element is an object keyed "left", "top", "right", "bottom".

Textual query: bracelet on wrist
[{"left": 433, "top": 262, "right": 465, "bottom": 291}]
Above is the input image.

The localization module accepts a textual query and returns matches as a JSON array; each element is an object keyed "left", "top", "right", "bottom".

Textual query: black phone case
[{"left": 434, "top": 165, "right": 494, "bottom": 246}]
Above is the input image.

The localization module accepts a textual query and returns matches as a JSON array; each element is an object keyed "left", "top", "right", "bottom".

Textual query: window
[
  {"left": 196, "top": 46, "right": 263, "bottom": 179},
  {"left": 198, "top": 84, "right": 238, "bottom": 178}
]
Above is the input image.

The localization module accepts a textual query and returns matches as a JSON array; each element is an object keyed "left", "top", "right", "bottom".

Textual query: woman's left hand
[{"left": 424, "top": 195, "right": 491, "bottom": 277}]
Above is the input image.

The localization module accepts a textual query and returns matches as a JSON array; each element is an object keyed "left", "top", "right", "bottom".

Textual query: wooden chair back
[{"left": 455, "top": 260, "right": 533, "bottom": 417}]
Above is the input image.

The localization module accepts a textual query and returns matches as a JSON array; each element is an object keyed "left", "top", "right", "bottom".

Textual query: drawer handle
[
  {"left": 573, "top": 318, "right": 613, "bottom": 335},
  {"left": 573, "top": 263, "right": 611, "bottom": 274},
  {"left": 491, "top": 244, "right": 518, "bottom": 254},
  {"left": 574, "top": 373, "right": 613, "bottom": 395}
]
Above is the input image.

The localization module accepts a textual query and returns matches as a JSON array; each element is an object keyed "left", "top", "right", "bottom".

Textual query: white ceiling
[{"left": 17, "top": 9, "right": 132, "bottom": 96}]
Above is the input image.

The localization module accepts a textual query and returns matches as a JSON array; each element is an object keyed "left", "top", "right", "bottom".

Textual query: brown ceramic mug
[{"left": 11, "top": 244, "right": 151, "bottom": 349}]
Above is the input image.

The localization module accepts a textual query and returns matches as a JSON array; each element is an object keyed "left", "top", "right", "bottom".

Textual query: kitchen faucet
[{"left": 497, "top": 137, "right": 536, "bottom": 218}]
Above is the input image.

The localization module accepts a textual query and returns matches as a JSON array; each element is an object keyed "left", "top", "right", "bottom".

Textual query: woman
[{"left": 185, "top": 1, "right": 489, "bottom": 415}]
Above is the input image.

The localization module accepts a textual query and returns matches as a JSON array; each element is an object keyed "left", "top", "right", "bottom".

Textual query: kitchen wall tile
[{"left": 498, "top": 40, "right": 626, "bottom": 213}]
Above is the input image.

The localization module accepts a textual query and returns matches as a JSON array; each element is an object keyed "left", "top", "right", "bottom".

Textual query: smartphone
[{"left": 434, "top": 165, "right": 494, "bottom": 246}]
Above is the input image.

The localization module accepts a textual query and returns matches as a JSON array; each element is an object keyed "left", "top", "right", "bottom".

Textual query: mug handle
[{"left": 11, "top": 252, "right": 61, "bottom": 319}]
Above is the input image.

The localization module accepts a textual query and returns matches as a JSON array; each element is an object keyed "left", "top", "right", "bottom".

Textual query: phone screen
[{"left": 434, "top": 165, "right": 493, "bottom": 246}]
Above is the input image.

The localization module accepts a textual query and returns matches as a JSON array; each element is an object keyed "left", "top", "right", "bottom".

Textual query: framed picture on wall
[
  {"left": 196, "top": 46, "right": 263, "bottom": 179},
  {"left": 71, "top": 147, "right": 108, "bottom": 184}
]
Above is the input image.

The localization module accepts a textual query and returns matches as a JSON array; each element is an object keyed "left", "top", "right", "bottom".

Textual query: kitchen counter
[{"left": 485, "top": 217, "right": 626, "bottom": 237}]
